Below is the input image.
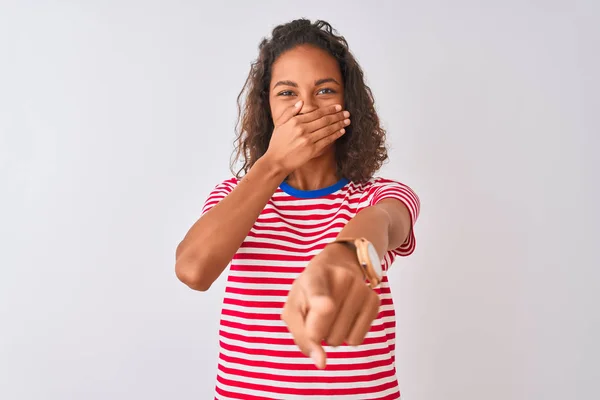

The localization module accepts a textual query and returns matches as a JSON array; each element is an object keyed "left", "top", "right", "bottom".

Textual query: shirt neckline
[{"left": 279, "top": 178, "right": 350, "bottom": 199}]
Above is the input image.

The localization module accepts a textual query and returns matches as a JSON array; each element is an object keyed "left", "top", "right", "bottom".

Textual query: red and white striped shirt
[{"left": 201, "top": 177, "right": 420, "bottom": 400}]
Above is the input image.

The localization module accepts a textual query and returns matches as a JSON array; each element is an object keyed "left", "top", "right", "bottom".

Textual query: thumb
[{"left": 275, "top": 100, "right": 303, "bottom": 126}]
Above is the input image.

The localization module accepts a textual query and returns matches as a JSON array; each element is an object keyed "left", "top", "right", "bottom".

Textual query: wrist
[
  {"left": 254, "top": 153, "right": 289, "bottom": 183},
  {"left": 317, "top": 242, "right": 362, "bottom": 276}
]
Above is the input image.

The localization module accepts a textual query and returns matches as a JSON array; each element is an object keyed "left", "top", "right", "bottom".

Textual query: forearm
[
  {"left": 176, "top": 156, "right": 287, "bottom": 290},
  {"left": 319, "top": 206, "right": 392, "bottom": 270}
]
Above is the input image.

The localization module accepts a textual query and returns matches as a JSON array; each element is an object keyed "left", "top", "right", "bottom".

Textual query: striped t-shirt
[{"left": 201, "top": 176, "right": 420, "bottom": 400}]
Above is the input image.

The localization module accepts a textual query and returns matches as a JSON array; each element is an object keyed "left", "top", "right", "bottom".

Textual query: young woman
[{"left": 176, "top": 19, "right": 420, "bottom": 400}]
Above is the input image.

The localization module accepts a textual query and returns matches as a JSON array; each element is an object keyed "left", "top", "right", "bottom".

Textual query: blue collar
[{"left": 279, "top": 178, "right": 349, "bottom": 199}]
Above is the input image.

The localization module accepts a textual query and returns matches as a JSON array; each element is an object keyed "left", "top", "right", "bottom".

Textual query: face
[{"left": 269, "top": 44, "right": 345, "bottom": 122}]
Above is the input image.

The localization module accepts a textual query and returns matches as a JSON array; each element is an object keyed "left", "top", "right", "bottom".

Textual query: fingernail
[
  {"left": 309, "top": 350, "right": 320, "bottom": 367},
  {"left": 334, "top": 104, "right": 342, "bottom": 111},
  {"left": 344, "top": 119, "right": 350, "bottom": 125},
  {"left": 340, "top": 128, "right": 346, "bottom": 134},
  {"left": 295, "top": 101, "right": 302, "bottom": 108},
  {"left": 343, "top": 111, "right": 350, "bottom": 118}
]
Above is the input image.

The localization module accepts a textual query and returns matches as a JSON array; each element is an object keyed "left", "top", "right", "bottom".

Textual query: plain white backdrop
[{"left": 1, "top": 1, "right": 598, "bottom": 399}]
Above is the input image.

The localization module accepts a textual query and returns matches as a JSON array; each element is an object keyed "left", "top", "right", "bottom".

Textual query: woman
[{"left": 176, "top": 19, "right": 420, "bottom": 399}]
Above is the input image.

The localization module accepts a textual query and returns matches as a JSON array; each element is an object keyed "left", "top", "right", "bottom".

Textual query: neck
[{"left": 285, "top": 150, "right": 339, "bottom": 191}]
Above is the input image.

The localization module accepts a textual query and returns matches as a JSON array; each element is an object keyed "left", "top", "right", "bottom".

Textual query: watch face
[{"left": 367, "top": 243, "right": 383, "bottom": 279}]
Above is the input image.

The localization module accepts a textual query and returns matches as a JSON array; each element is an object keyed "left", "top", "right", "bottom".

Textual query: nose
[{"left": 299, "top": 96, "right": 318, "bottom": 114}]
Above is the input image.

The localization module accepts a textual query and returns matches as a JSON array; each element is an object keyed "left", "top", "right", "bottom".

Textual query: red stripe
[
  {"left": 230, "top": 265, "right": 304, "bottom": 274},
  {"left": 244, "top": 231, "right": 338, "bottom": 246},
  {"left": 233, "top": 253, "right": 314, "bottom": 262},
  {"left": 256, "top": 211, "right": 354, "bottom": 222},
  {"left": 220, "top": 318, "right": 391, "bottom": 335},
  {"left": 225, "top": 286, "right": 290, "bottom": 297},
  {"left": 221, "top": 308, "right": 282, "bottom": 321},
  {"left": 224, "top": 280, "right": 392, "bottom": 296},
  {"left": 239, "top": 241, "right": 330, "bottom": 254},
  {"left": 267, "top": 202, "right": 358, "bottom": 212},
  {"left": 219, "top": 353, "right": 393, "bottom": 372},
  {"left": 219, "top": 329, "right": 391, "bottom": 347},
  {"left": 223, "top": 297, "right": 285, "bottom": 309},
  {"left": 220, "top": 319, "right": 289, "bottom": 333},
  {"left": 372, "top": 390, "right": 401, "bottom": 400},
  {"left": 227, "top": 276, "right": 294, "bottom": 286},
  {"left": 272, "top": 189, "right": 354, "bottom": 202}
]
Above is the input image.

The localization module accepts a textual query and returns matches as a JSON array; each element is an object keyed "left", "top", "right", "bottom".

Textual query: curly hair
[{"left": 231, "top": 19, "right": 388, "bottom": 183}]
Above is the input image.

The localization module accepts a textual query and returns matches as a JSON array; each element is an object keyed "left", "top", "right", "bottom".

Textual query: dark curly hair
[{"left": 231, "top": 19, "right": 388, "bottom": 183}]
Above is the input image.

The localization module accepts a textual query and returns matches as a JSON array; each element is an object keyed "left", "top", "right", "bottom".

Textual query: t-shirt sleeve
[
  {"left": 369, "top": 178, "right": 420, "bottom": 257},
  {"left": 201, "top": 178, "right": 238, "bottom": 216}
]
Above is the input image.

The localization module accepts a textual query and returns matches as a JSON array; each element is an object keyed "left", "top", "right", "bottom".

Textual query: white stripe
[
  {"left": 213, "top": 391, "right": 240, "bottom": 400},
  {"left": 215, "top": 380, "right": 400, "bottom": 400},
  {"left": 221, "top": 304, "right": 282, "bottom": 316},
  {"left": 258, "top": 208, "right": 357, "bottom": 218},
  {"left": 223, "top": 290, "right": 395, "bottom": 303},
  {"left": 219, "top": 332, "right": 392, "bottom": 353},
  {"left": 219, "top": 324, "right": 294, "bottom": 339},
  {"left": 271, "top": 190, "right": 367, "bottom": 203},
  {"left": 246, "top": 230, "right": 341, "bottom": 244},
  {"left": 221, "top": 302, "right": 395, "bottom": 317},
  {"left": 227, "top": 270, "right": 300, "bottom": 280},
  {"left": 220, "top": 314, "right": 287, "bottom": 327},
  {"left": 218, "top": 345, "right": 394, "bottom": 366}
]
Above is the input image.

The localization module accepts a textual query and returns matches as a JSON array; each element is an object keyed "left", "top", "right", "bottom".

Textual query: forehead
[{"left": 270, "top": 45, "right": 341, "bottom": 86}]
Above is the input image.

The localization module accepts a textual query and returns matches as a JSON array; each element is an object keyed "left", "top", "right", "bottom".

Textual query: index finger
[
  {"left": 295, "top": 104, "right": 342, "bottom": 124},
  {"left": 282, "top": 292, "right": 331, "bottom": 369},
  {"left": 274, "top": 100, "right": 303, "bottom": 126}
]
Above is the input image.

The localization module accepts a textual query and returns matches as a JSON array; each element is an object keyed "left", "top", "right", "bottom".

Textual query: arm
[
  {"left": 175, "top": 103, "right": 349, "bottom": 291},
  {"left": 320, "top": 198, "right": 413, "bottom": 268},
  {"left": 175, "top": 157, "right": 286, "bottom": 291},
  {"left": 281, "top": 199, "right": 414, "bottom": 369}
]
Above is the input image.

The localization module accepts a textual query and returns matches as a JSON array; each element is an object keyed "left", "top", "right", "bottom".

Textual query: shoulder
[
  {"left": 201, "top": 177, "right": 239, "bottom": 215},
  {"left": 221, "top": 177, "right": 240, "bottom": 187},
  {"left": 210, "top": 177, "right": 240, "bottom": 192},
  {"left": 351, "top": 176, "right": 416, "bottom": 195},
  {"left": 353, "top": 176, "right": 420, "bottom": 219}
]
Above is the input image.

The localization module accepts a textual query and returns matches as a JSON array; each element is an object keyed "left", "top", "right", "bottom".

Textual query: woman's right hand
[{"left": 263, "top": 101, "right": 351, "bottom": 174}]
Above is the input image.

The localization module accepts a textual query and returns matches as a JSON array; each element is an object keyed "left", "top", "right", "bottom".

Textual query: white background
[{"left": 1, "top": 1, "right": 598, "bottom": 399}]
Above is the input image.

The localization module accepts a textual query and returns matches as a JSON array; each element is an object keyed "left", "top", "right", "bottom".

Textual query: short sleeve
[
  {"left": 201, "top": 178, "right": 239, "bottom": 216},
  {"left": 369, "top": 178, "right": 420, "bottom": 257}
]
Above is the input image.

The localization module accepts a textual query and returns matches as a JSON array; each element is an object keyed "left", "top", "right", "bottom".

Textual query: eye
[
  {"left": 277, "top": 90, "right": 296, "bottom": 96},
  {"left": 317, "top": 88, "right": 336, "bottom": 95}
]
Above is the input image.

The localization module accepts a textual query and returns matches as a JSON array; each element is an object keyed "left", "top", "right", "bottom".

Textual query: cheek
[
  {"left": 269, "top": 101, "right": 282, "bottom": 123},
  {"left": 321, "top": 92, "right": 345, "bottom": 108}
]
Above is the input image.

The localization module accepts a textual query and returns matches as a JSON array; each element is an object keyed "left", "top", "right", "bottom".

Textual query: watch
[{"left": 329, "top": 237, "right": 383, "bottom": 288}]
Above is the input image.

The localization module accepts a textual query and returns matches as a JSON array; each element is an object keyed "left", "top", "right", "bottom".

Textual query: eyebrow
[{"left": 272, "top": 77, "right": 341, "bottom": 89}]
